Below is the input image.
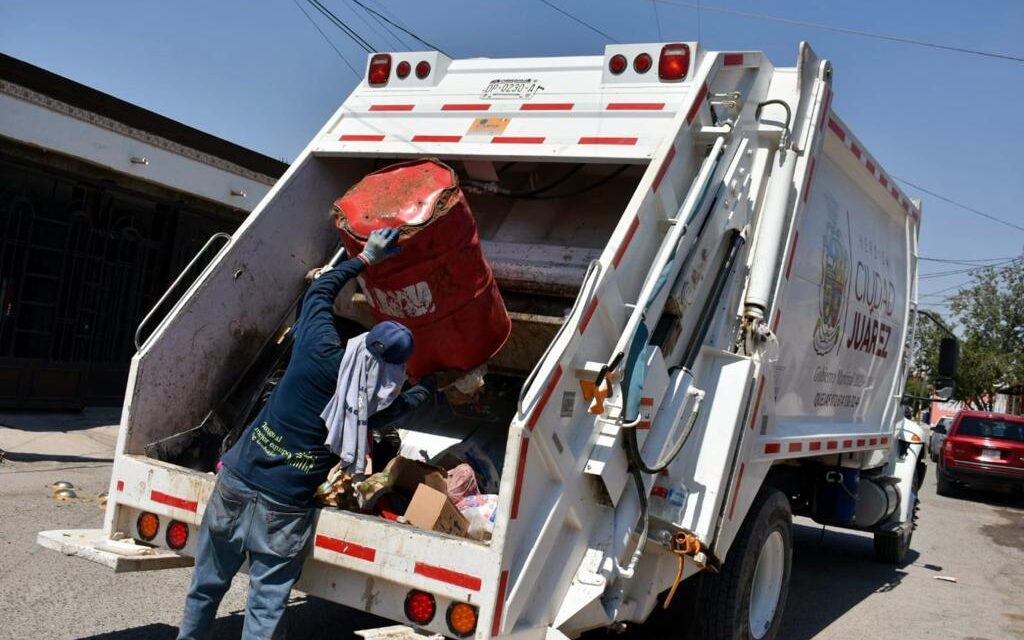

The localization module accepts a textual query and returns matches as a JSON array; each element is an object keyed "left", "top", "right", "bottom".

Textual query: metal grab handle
[
  {"left": 517, "top": 259, "right": 603, "bottom": 418},
  {"left": 134, "top": 232, "right": 232, "bottom": 350}
]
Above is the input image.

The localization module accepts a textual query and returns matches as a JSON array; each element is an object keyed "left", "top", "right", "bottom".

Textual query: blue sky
[{"left": 2, "top": 1, "right": 1022, "bottom": 315}]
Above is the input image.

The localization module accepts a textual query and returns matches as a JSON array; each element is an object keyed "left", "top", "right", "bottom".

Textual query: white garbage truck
[{"left": 40, "top": 42, "right": 936, "bottom": 640}]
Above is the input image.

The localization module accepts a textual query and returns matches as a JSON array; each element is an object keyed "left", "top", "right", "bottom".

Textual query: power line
[
  {"left": 537, "top": 0, "right": 620, "bottom": 43},
  {"left": 308, "top": 0, "right": 375, "bottom": 53},
  {"left": 348, "top": 0, "right": 449, "bottom": 56},
  {"left": 653, "top": 1, "right": 1024, "bottom": 64},
  {"left": 350, "top": 0, "right": 407, "bottom": 51},
  {"left": 291, "top": 0, "right": 361, "bottom": 78},
  {"left": 342, "top": 0, "right": 399, "bottom": 51},
  {"left": 893, "top": 176, "right": 1024, "bottom": 234},
  {"left": 651, "top": 0, "right": 667, "bottom": 39},
  {"left": 920, "top": 256, "right": 1018, "bottom": 265},
  {"left": 363, "top": 0, "right": 417, "bottom": 50}
]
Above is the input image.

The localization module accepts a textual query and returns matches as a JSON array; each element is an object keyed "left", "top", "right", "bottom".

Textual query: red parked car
[{"left": 937, "top": 411, "right": 1024, "bottom": 496}]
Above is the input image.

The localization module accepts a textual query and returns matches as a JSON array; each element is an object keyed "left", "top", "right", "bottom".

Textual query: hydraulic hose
[{"left": 618, "top": 229, "right": 745, "bottom": 574}]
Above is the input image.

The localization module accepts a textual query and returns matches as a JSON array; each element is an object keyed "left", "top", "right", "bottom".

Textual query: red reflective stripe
[
  {"left": 492, "top": 136, "right": 545, "bottom": 144},
  {"left": 510, "top": 438, "right": 529, "bottom": 519},
  {"left": 789, "top": 442, "right": 803, "bottom": 453},
  {"left": 850, "top": 144, "right": 862, "bottom": 159},
  {"left": 613, "top": 216, "right": 640, "bottom": 267},
  {"left": 857, "top": 438, "right": 866, "bottom": 447},
  {"left": 369, "top": 104, "right": 414, "bottom": 112},
  {"left": 827, "top": 117, "right": 845, "bottom": 141},
  {"left": 827, "top": 441, "right": 838, "bottom": 450},
  {"left": 765, "top": 443, "right": 781, "bottom": 454},
  {"left": 881, "top": 436, "right": 890, "bottom": 445},
  {"left": 750, "top": 376, "right": 766, "bottom": 430},
  {"left": 578, "top": 136, "right": 638, "bottom": 145},
  {"left": 492, "top": 570, "right": 510, "bottom": 636},
  {"left": 606, "top": 102, "right": 665, "bottom": 111},
  {"left": 879, "top": 175, "right": 889, "bottom": 189},
  {"left": 686, "top": 83, "right": 708, "bottom": 125},
  {"left": 116, "top": 480, "right": 124, "bottom": 492},
  {"left": 870, "top": 437, "right": 878, "bottom": 446},
  {"left": 441, "top": 103, "right": 490, "bottom": 111},
  {"left": 414, "top": 562, "right": 482, "bottom": 591},
  {"left": 640, "top": 397, "right": 655, "bottom": 406},
  {"left": 772, "top": 308, "right": 782, "bottom": 333},
  {"left": 819, "top": 90, "right": 832, "bottom": 132},
  {"left": 891, "top": 186, "right": 900, "bottom": 200},
  {"left": 728, "top": 463, "right": 746, "bottom": 520},
  {"left": 150, "top": 490, "right": 198, "bottom": 513},
  {"left": 579, "top": 298, "right": 600, "bottom": 334},
  {"left": 723, "top": 53, "right": 744, "bottom": 66},
  {"left": 528, "top": 366, "right": 562, "bottom": 430},
  {"left": 339, "top": 134, "right": 385, "bottom": 141},
  {"left": 653, "top": 145, "right": 676, "bottom": 192},
  {"left": 315, "top": 534, "right": 376, "bottom": 562},
  {"left": 809, "top": 442, "right": 822, "bottom": 451},
  {"left": 520, "top": 102, "right": 574, "bottom": 111},
  {"left": 802, "top": 157, "right": 817, "bottom": 203},
  {"left": 785, "top": 230, "right": 799, "bottom": 279},
  {"left": 843, "top": 439, "right": 853, "bottom": 449},
  {"left": 865, "top": 160, "right": 876, "bottom": 175},
  {"left": 412, "top": 135, "right": 461, "bottom": 143}
]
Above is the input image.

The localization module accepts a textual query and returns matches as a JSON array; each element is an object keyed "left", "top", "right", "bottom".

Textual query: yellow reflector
[
  {"left": 910, "top": 433, "right": 922, "bottom": 443},
  {"left": 137, "top": 512, "right": 159, "bottom": 541},
  {"left": 447, "top": 602, "right": 478, "bottom": 637}
]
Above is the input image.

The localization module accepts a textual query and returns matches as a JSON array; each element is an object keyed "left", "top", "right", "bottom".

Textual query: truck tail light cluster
[
  {"left": 608, "top": 44, "right": 690, "bottom": 80},
  {"left": 403, "top": 589, "right": 477, "bottom": 636},
  {"left": 368, "top": 54, "right": 431, "bottom": 85}
]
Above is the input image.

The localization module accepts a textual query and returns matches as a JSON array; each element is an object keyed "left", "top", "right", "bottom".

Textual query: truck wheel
[
  {"left": 700, "top": 488, "right": 792, "bottom": 640},
  {"left": 873, "top": 491, "right": 917, "bottom": 564}
]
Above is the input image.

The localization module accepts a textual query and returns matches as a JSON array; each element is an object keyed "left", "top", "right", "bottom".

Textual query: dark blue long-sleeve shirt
[{"left": 221, "top": 258, "right": 430, "bottom": 506}]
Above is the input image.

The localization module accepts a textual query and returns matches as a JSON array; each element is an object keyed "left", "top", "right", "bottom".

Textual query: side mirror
[
  {"left": 938, "top": 337, "right": 960, "bottom": 378},
  {"left": 933, "top": 424, "right": 947, "bottom": 434}
]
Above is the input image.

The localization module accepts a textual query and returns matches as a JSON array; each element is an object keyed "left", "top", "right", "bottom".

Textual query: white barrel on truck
[{"left": 39, "top": 41, "right": 929, "bottom": 640}]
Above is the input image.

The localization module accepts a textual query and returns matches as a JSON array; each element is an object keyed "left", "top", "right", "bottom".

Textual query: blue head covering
[{"left": 366, "top": 321, "right": 414, "bottom": 365}]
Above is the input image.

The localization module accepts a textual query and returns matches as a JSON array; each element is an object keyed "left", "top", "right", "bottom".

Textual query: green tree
[{"left": 946, "top": 259, "right": 1024, "bottom": 409}]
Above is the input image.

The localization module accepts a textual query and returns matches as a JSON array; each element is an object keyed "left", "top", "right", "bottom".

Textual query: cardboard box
[{"left": 404, "top": 484, "right": 470, "bottom": 538}]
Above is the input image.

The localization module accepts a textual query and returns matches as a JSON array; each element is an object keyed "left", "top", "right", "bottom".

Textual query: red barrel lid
[{"left": 335, "top": 160, "right": 456, "bottom": 238}]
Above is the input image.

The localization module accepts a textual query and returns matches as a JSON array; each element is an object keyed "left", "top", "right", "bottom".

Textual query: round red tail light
[
  {"left": 166, "top": 520, "right": 189, "bottom": 550},
  {"left": 396, "top": 60, "right": 411, "bottom": 79},
  {"left": 633, "top": 53, "right": 652, "bottom": 74},
  {"left": 415, "top": 60, "right": 431, "bottom": 79},
  {"left": 137, "top": 512, "right": 159, "bottom": 541},
  {"left": 609, "top": 54, "right": 627, "bottom": 75},
  {"left": 404, "top": 590, "right": 436, "bottom": 625}
]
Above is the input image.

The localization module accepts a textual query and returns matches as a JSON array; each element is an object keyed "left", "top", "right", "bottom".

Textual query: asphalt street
[{"left": 1, "top": 414, "right": 1021, "bottom": 640}]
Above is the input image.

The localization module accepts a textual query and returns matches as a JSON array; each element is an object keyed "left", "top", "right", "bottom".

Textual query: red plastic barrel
[{"left": 333, "top": 159, "right": 511, "bottom": 378}]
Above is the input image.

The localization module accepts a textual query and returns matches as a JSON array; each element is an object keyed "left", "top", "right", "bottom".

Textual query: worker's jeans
[{"left": 177, "top": 468, "right": 317, "bottom": 640}]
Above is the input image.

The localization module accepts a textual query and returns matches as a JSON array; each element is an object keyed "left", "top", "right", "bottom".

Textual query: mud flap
[{"left": 37, "top": 529, "right": 193, "bottom": 573}]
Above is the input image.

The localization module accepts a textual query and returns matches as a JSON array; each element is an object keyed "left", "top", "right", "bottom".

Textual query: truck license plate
[
  {"left": 980, "top": 447, "right": 1001, "bottom": 461},
  {"left": 482, "top": 78, "right": 541, "bottom": 100}
]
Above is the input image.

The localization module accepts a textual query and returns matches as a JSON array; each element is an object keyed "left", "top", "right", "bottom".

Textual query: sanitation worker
[{"left": 178, "top": 228, "right": 434, "bottom": 640}]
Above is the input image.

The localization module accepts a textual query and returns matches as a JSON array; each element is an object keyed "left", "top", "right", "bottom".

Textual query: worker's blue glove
[{"left": 358, "top": 228, "right": 401, "bottom": 265}]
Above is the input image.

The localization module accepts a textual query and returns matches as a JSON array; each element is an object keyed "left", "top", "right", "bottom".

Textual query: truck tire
[{"left": 699, "top": 488, "right": 792, "bottom": 640}]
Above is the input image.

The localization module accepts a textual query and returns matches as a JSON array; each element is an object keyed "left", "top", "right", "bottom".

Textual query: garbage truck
[{"left": 39, "top": 41, "right": 934, "bottom": 640}]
